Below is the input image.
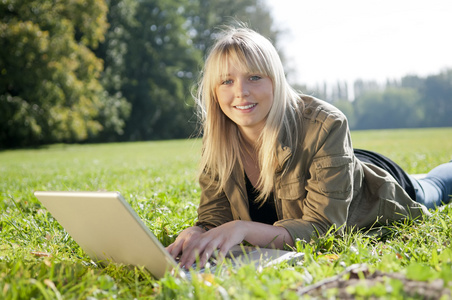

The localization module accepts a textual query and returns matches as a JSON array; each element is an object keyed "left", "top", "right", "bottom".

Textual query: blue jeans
[{"left": 409, "top": 161, "right": 452, "bottom": 209}]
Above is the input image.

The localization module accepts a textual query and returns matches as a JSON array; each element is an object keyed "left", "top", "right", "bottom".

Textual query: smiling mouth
[{"left": 235, "top": 103, "right": 257, "bottom": 110}]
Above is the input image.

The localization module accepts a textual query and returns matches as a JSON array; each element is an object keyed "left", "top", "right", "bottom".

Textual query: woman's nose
[{"left": 235, "top": 81, "right": 250, "bottom": 98}]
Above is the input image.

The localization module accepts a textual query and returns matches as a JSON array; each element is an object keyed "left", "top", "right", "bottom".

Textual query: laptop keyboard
[
  {"left": 175, "top": 256, "right": 218, "bottom": 272},
  {"left": 175, "top": 246, "right": 256, "bottom": 271}
]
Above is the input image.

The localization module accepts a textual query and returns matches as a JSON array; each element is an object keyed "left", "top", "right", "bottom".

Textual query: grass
[
  {"left": 351, "top": 127, "right": 452, "bottom": 174},
  {"left": 1, "top": 127, "right": 452, "bottom": 299}
]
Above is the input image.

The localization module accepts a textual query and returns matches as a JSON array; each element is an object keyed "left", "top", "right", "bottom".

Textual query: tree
[
  {"left": 0, "top": 0, "right": 130, "bottom": 148},
  {"left": 92, "top": 0, "right": 138, "bottom": 142},
  {"left": 117, "top": 0, "right": 202, "bottom": 140},
  {"left": 353, "top": 88, "right": 422, "bottom": 130},
  {"left": 401, "top": 74, "right": 424, "bottom": 90},
  {"left": 0, "top": 0, "right": 283, "bottom": 146},
  {"left": 185, "top": 0, "right": 280, "bottom": 58},
  {"left": 334, "top": 100, "right": 356, "bottom": 129},
  {"left": 353, "top": 79, "right": 382, "bottom": 100},
  {"left": 96, "top": 0, "right": 279, "bottom": 142},
  {"left": 419, "top": 70, "right": 452, "bottom": 127}
]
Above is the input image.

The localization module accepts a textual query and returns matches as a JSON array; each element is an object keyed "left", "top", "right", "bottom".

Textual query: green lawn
[{"left": 1, "top": 128, "right": 452, "bottom": 299}]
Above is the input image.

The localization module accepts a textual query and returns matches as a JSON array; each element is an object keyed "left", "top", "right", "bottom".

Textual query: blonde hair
[{"left": 195, "top": 27, "right": 302, "bottom": 202}]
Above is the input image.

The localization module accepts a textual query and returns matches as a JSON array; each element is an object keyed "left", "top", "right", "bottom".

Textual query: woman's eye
[
  {"left": 221, "top": 79, "right": 233, "bottom": 85},
  {"left": 250, "top": 75, "right": 262, "bottom": 81}
]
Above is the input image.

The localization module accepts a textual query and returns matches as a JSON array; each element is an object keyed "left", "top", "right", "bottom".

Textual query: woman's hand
[
  {"left": 166, "top": 221, "right": 246, "bottom": 269},
  {"left": 166, "top": 225, "right": 205, "bottom": 263},
  {"left": 166, "top": 221, "right": 293, "bottom": 269}
]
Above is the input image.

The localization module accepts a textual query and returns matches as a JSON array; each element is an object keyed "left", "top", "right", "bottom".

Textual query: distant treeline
[
  {"left": 301, "top": 70, "right": 452, "bottom": 130},
  {"left": 1, "top": 0, "right": 451, "bottom": 149}
]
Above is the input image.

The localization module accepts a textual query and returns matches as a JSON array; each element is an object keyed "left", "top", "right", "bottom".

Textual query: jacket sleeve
[
  {"left": 196, "top": 171, "right": 234, "bottom": 227},
  {"left": 274, "top": 108, "right": 355, "bottom": 242}
]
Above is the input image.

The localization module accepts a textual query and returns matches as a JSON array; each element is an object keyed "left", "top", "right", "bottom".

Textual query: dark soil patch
[{"left": 296, "top": 264, "right": 451, "bottom": 299}]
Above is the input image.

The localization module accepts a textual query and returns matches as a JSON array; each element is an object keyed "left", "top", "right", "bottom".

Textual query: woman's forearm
[{"left": 241, "top": 221, "right": 294, "bottom": 249}]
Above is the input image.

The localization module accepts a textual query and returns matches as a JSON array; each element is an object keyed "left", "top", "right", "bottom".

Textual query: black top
[
  {"left": 245, "top": 173, "right": 278, "bottom": 225},
  {"left": 354, "top": 149, "right": 416, "bottom": 201}
]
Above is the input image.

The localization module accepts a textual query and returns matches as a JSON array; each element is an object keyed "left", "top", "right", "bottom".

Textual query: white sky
[{"left": 266, "top": 0, "right": 452, "bottom": 87}]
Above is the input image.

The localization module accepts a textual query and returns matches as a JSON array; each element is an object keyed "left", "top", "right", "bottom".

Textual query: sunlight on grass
[
  {"left": 1, "top": 128, "right": 452, "bottom": 299},
  {"left": 351, "top": 127, "right": 452, "bottom": 173}
]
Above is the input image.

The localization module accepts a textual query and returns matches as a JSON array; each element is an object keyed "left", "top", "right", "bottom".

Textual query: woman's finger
[
  {"left": 167, "top": 239, "right": 184, "bottom": 259},
  {"left": 179, "top": 237, "right": 210, "bottom": 269},
  {"left": 197, "top": 238, "right": 222, "bottom": 268}
]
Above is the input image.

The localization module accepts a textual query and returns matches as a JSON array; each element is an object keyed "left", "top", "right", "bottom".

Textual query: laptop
[{"left": 34, "top": 191, "right": 304, "bottom": 279}]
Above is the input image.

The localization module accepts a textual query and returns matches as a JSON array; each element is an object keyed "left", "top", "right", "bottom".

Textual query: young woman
[{"left": 167, "top": 27, "right": 452, "bottom": 269}]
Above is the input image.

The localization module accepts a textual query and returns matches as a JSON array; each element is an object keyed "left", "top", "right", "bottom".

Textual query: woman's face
[{"left": 215, "top": 60, "right": 273, "bottom": 138}]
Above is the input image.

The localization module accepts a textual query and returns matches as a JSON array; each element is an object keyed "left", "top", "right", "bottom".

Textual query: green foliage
[
  {"left": 1, "top": 0, "right": 450, "bottom": 147},
  {"left": 1, "top": 128, "right": 452, "bottom": 298},
  {"left": 185, "top": 0, "right": 278, "bottom": 55},
  {"left": 0, "top": 0, "right": 280, "bottom": 148},
  {"left": 92, "top": 0, "right": 137, "bottom": 142},
  {"left": 95, "top": 0, "right": 278, "bottom": 142},
  {"left": 309, "top": 69, "right": 452, "bottom": 131},
  {"left": 333, "top": 99, "right": 356, "bottom": 128},
  {"left": 0, "top": 0, "right": 130, "bottom": 148},
  {"left": 118, "top": 0, "right": 202, "bottom": 141},
  {"left": 420, "top": 69, "right": 452, "bottom": 127},
  {"left": 334, "top": 69, "right": 452, "bottom": 130},
  {"left": 353, "top": 87, "right": 423, "bottom": 129}
]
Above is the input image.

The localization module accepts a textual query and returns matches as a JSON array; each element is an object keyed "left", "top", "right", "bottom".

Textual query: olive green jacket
[{"left": 197, "top": 96, "right": 429, "bottom": 242}]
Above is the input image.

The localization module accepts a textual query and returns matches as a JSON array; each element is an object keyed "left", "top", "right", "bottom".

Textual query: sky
[{"left": 266, "top": 0, "right": 452, "bottom": 87}]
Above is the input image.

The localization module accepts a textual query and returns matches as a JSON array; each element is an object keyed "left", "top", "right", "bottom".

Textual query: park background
[
  {"left": 1, "top": 0, "right": 451, "bottom": 149},
  {"left": 2, "top": 1, "right": 452, "bottom": 298}
]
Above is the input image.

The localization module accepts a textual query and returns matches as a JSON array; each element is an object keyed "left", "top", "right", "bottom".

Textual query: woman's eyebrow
[{"left": 219, "top": 69, "right": 260, "bottom": 78}]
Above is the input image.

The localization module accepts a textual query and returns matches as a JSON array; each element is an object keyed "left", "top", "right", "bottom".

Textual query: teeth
[{"left": 235, "top": 103, "right": 256, "bottom": 110}]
